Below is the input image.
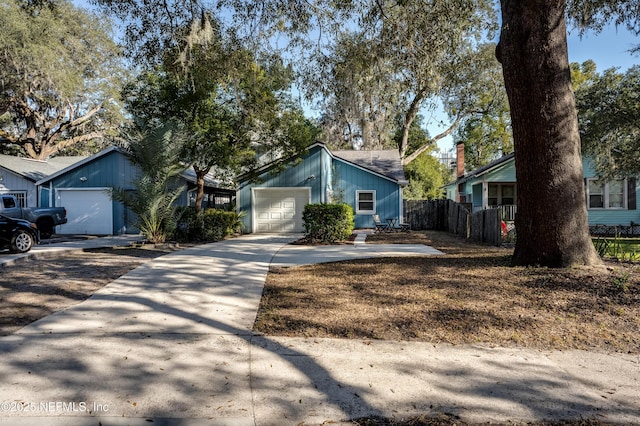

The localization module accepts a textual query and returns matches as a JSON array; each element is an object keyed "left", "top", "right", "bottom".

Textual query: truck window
[{"left": 2, "top": 197, "right": 16, "bottom": 209}]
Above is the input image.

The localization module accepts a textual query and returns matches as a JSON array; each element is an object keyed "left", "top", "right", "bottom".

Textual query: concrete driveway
[{"left": 0, "top": 234, "right": 638, "bottom": 425}]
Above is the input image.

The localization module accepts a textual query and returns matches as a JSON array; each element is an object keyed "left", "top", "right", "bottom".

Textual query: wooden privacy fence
[
  {"left": 470, "top": 208, "right": 502, "bottom": 246},
  {"left": 404, "top": 199, "right": 503, "bottom": 246}
]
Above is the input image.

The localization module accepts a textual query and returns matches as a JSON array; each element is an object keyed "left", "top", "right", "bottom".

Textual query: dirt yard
[
  {"left": 0, "top": 246, "right": 176, "bottom": 336},
  {"left": 1, "top": 234, "right": 638, "bottom": 424},
  {"left": 255, "top": 231, "right": 640, "bottom": 353},
  {"left": 1, "top": 233, "right": 638, "bottom": 354}
]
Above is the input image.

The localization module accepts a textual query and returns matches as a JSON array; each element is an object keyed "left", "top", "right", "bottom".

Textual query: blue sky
[
  {"left": 74, "top": 0, "right": 637, "bottom": 151},
  {"left": 431, "top": 23, "right": 639, "bottom": 153},
  {"left": 567, "top": 25, "right": 638, "bottom": 71}
]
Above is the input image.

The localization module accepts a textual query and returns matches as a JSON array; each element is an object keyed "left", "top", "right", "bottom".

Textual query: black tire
[
  {"left": 36, "top": 218, "right": 53, "bottom": 239},
  {"left": 11, "top": 230, "right": 34, "bottom": 253}
]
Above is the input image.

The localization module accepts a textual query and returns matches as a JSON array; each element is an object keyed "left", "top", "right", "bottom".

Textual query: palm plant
[{"left": 112, "top": 124, "right": 186, "bottom": 244}]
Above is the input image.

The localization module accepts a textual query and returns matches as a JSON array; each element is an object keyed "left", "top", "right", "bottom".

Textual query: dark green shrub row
[
  {"left": 174, "top": 206, "right": 242, "bottom": 242},
  {"left": 302, "top": 203, "right": 354, "bottom": 243}
]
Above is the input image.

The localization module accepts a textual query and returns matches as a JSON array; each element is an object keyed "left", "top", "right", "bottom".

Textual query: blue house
[
  {"left": 237, "top": 143, "right": 408, "bottom": 233},
  {"left": 444, "top": 151, "right": 639, "bottom": 227},
  {"left": 0, "top": 154, "right": 87, "bottom": 208},
  {"left": 36, "top": 146, "right": 234, "bottom": 235}
]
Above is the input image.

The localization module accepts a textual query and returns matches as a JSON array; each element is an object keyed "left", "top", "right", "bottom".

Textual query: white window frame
[
  {"left": 0, "top": 191, "right": 27, "bottom": 208},
  {"left": 586, "top": 178, "right": 628, "bottom": 210},
  {"left": 356, "top": 190, "right": 376, "bottom": 214}
]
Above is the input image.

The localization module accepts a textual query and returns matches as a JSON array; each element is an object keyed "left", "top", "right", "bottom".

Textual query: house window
[
  {"left": 501, "top": 185, "right": 515, "bottom": 205},
  {"left": 0, "top": 192, "right": 26, "bottom": 208},
  {"left": 587, "top": 179, "right": 627, "bottom": 209},
  {"left": 488, "top": 185, "right": 498, "bottom": 206},
  {"left": 487, "top": 184, "right": 515, "bottom": 206},
  {"left": 356, "top": 190, "right": 376, "bottom": 214}
]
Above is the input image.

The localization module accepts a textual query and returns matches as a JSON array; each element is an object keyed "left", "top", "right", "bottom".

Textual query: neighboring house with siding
[
  {"left": 444, "top": 148, "right": 639, "bottom": 227},
  {"left": 36, "top": 146, "right": 234, "bottom": 235},
  {"left": 237, "top": 142, "right": 408, "bottom": 233},
  {"left": 0, "top": 154, "right": 87, "bottom": 208}
]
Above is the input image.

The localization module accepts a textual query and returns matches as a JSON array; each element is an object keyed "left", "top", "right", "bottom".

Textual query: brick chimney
[{"left": 456, "top": 141, "right": 465, "bottom": 179}]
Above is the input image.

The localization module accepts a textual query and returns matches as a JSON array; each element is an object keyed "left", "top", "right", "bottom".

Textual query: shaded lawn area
[
  {"left": 254, "top": 231, "right": 640, "bottom": 353},
  {"left": 0, "top": 246, "right": 176, "bottom": 335}
]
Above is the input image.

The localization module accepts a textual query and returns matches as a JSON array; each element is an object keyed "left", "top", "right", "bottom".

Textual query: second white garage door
[
  {"left": 57, "top": 188, "right": 113, "bottom": 235},
  {"left": 253, "top": 188, "right": 310, "bottom": 233}
]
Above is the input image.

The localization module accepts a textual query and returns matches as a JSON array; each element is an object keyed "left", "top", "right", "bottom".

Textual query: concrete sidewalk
[
  {"left": 0, "top": 234, "right": 638, "bottom": 425},
  {"left": 0, "top": 234, "right": 146, "bottom": 267}
]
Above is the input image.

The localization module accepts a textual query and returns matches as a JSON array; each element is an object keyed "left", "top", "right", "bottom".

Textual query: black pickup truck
[{"left": 0, "top": 195, "right": 67, "bottom": 239}]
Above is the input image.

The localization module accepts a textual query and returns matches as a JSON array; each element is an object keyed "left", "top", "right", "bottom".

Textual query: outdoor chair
[{"left": 372, "top": 214, "right": 390, "bottom": 233}]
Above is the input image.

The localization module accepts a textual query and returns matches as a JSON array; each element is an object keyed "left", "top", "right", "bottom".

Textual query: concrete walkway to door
[{"left": 0, "top": 234, "right": 638, "bottom": 425}]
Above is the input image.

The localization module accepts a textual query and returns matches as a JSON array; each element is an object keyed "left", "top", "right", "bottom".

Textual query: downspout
[
  {"left": 49, "top": 182, "right": 53, "bottom": 207},
  {"left": 399, "top": 185, "right": 404, "bottom": 221},
  {"left": 321, "top": 152, "right": 326, "bottom": 203}
]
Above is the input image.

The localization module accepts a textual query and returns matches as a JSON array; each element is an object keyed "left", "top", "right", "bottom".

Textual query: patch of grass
[
  {"left": 593, "top": 236, "right": 640, "bottom": 262},
  {"left": 255, "top": 231, "right": 640, "bottom": 353}
]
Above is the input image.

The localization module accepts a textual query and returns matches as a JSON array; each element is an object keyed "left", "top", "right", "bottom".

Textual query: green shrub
[
  {"left": 174, "top": 207, "right": 241, "bottom": 242},
  {"left": 202, "top": 208, "right": 242, "bottom": 241},
  {"left": 303, "top": 203, "right": 354, "bottom": 243}
]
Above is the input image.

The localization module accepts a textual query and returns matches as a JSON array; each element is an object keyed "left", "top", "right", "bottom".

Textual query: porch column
[{"left": 483, "top": 179, "right": 488, "bottom": 209}]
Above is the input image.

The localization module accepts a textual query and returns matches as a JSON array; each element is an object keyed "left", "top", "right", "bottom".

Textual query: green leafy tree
[
  {"left": 574, "top": 64, "right": 640, "bottom": 178},
  {"left": 454, "top": 43, "right": 513, "bottom": 170},
  {"left": 111, "top": 124, "right": 185, "bottom": 244},
  {"left": 0, "top": 0, "right": 125, "bottom": 159},
  {"left": 393, "top": 116, "right": 449, "bottom": 200},
  {"left": 403, "top": 152, "right": 450, "bottom": 200},
  {"left": 496, "top": 0, "right": 639, "bottom": 267},
  {"left": 306, "top": 0, "right": 498, "bottom": 163},
  {"left": 123, "top": 17, "right": 316, "bottom": 211}
]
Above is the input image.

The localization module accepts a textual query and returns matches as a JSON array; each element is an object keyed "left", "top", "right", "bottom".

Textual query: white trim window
[
  {"left": 356, "top": 190, "right": 376, "bottom": 214},
  {"left": 587, "top": 178, "right": 627, "bottom": 209}
]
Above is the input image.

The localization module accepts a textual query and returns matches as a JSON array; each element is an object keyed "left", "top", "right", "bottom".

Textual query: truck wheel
[
  {"left": 11, "top": 230, "right": 34, "bottom": 253},
  {"left": 36, "top": 218, "right": 53, "bottom": 239}
]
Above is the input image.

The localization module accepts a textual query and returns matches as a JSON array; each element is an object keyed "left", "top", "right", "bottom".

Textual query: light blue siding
[
  {"left": 583, "top": 158, "right": 640, "bottom": 225},
  {"left": 238, "top": 144, "right": 403, "bottom": 231},
  {"left": 490, "top": 161, "right": 517, "bottom": 181},
  {"left": 238, "top": 146, "right": 327, "bottom": 231},
  {"left": 333, "top": 159, "right": 401, "bottom": 228},
  {"left": 0, "top": 169, "right": 37, "bottom": 207},
  {"left": 447, "top": 155, "right": 640, "bottom": 226}
]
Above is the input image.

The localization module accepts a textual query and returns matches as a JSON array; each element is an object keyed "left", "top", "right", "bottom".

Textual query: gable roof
[
  {"left": 35, "top": 146, "right": 124, "bottom": 185},
  {"left": 333, "top": 149, "right": 406, "bottom": 182},
  {"left": 239, "top": 142, "right": 406, "bottom": 185},
  {"left": 35, "top": 145, "right": 229, "bottom": 190},
  {"left": 0, "top": 154, "right": 88, "bottom": 182},
  {"left": 449, "top": 153, "right": 515, "bottom": 186}
]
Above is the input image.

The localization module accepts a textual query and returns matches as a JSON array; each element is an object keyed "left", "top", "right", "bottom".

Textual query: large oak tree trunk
[{"left": 496, "top": 0, "right": 601, "bottom": 267}]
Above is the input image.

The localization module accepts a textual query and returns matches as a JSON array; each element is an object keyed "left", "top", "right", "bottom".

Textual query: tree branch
[{"left": 402, "top": 114, "right": 462, "bottom": 165}]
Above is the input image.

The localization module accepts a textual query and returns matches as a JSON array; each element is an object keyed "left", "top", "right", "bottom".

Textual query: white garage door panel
[
  {"left": 58, "top": 189, "right": 113, "bottom": 235},
  {"left": 254, "top": 188, "right": 309, "bottom": 233}
]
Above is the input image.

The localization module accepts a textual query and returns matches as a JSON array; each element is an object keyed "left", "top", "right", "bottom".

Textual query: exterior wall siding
[
  {"left": 333, "top": 159, "right": 401, "bottom": 228},
  {"left": 489, "top": 162, "right": 517, "bottom": 181},
  {"left": 447, "top": 156, "right": 640, "bottom": 226},
  {"left": 0, "top": 169, "right": 36, "bottom": 207},
  {"left": 238, "top": 146, "right": 326, "bottom": 232},
  {"left": 238, "top": 145, "right": 403, "bottom": 232},
  {"left": 583, "top": 158, "right": 640, "bottom": 226},
  {"left": 43, "top": 151, "right": 139, "bottom": 234}
]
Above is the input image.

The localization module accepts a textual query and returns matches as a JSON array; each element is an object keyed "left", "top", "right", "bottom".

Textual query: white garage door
[
  {"left": 253, "top": 188, "right": 310, "bottom": 233},
  {"left": 57, "top": 189, "right": 113, "bottom": 235}
]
